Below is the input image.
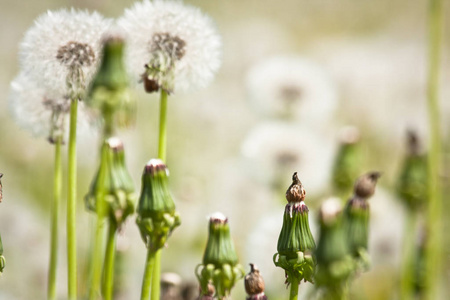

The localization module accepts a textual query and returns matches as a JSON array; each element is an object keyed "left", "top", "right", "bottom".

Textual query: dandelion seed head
[
  {"left": 9, "top": 73, "right": 97, "bottom": 142},
  {"left": 241, "top": 122, "right": 336, "bottom": 196},
  {"left": 56, "top": 41, "right": 95, "bottom": 68},
  {"left": 19, "top": 9, "right": 112, "bottom": 97},
  {"left": 118, "top": 0, "right": 222, "bottom": 93},
  {"left": 246, "top": 56, "right": 338, "bottom": 126}
]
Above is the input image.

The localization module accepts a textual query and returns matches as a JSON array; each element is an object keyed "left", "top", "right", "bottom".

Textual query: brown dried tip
[
  {"left": 209, "top": 212, "right": 228, "bottom": 225},
  {"left": 354, "top": 172, "right": 381, "bottom": 198},
  {"left": 144, "top": 159, "right": 168, "bottom": 176},
  {"left": 407, "top": 130, "right": 422, "bottom": 156},
  {"left": 142, "top": 71, "right": 160, "bottom": 93},
  {"left": 245, "top": 264, "right": 265, "bottom": 296},
  {"left": 285, "top": 172, "right": 306, "bottom": 203}
]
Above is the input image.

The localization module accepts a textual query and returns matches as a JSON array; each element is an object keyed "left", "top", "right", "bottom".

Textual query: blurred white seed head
[
  {"left": 118, "top": 0, "right": 222, "bottom": 93},
  {"left": 19, "top": 9, "right": 112, "bottom": 98},
  {"left": 241, "top": 122, "right": 336, "bottom": 196},
  {"left": 245, "top": 56, "right": 338, "bottom": 126},
  {"left": 9, "top": 73, "right": 97, "bottom": 142}
]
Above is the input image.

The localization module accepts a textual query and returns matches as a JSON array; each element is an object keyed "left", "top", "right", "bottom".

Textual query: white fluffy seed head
[
  {"left": 9, "top": 73, "right": 98, "bottom": 141},
  {"left": 241, "top": 122, "right": 336, "bottom": 196},
  {"left": 19, "top": 9, "right": 112, "bottom": 97},
  {"left": 118, "top": 0, "right": 222, "bottom": 93},
  {"left": 245, "top": 56, "right": 337, "bottom": 127}
]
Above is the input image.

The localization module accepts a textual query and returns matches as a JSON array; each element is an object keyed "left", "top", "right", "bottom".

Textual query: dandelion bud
[
  {"left": 136, "top": 159, "right": 181, "bottom": 251},
  {"left": 0, "top": 173, "right": 3, "bottom": 203},
  {"left": 396, "top": 131, "right": 427, "bottom": 211},
  {"left": 274, "top": 173, "right": 316, "bottom": 285},
  {"left": 245, "top": 264, "right": 267, "bottom": 300},
  {"left": 88, "top": 35, "right": 135, "bottom": 130},
  {"left": 0, "top": 232, "right": 4, "bottom": 273},
  {"left": 85, "top": 137, "right": 136, "bottom": 227},
  {"left": 195, "top": 213, "right": 244, "bottom": 299},
  {"left": 332, "top": 126, "right": 362, "bottom": 197},
  {"left": 343, "top": 172, "right": 380, "bottom": 269},
  {"left": 314, "top": 199, "right": 354, "bottom": 295}
]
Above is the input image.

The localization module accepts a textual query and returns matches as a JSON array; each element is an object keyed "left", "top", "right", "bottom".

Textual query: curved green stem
[
  {"left": 88, "top": 143, "right": 108, "bottom": 300},
  {"left": 400, "top": 211, "right": 418, "bottom": 300},
  {"left": 67, "top": 99, "right": 78, "bottom": 300},
  {"left": 424, "top": 0, "right": 443, "bottom": 299},
  {"left": 140, "top": 249, "right": 156, "bottom": 300},
  {"left": 102, "top": 222, "right": 117, "bottom": 300},
  {"left": 158, "top": 89, "right": 168, "bottom": 162},
  {"left": 151, "top": 249, "right": 162, "bottom": 300},
  {"left": 289, "top": 277, "right": 300, "bottom": 300},
  {"left": 48, "top": 138, "right": 62, "bottom": 300}
]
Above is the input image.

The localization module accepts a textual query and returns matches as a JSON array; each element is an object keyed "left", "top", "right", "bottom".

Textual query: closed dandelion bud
[
  {"left": 245, "top": 264, "right": 267, "bottom": 300},
  {"left": 314, "top": 199, "right": 354, "bottom": 295},
  {"left": 396, "top": 131, "right": 427, "bottom": 211},
  {"left": 343, "top": 172, "right": 380, "bottom": 269},
  {"left": 273, "top": 172, "right": 316, "bottom": 285},
  {"left": 88, "top": 35, "right": 135, "bottom": 130},
  {"left": 195, "top": 213, "right": 244, "bottom": 299},
  {"left": 136, "top": 159, "right": 181, "bottom": 251},
  {"left": 85, "top": 137, "right": 136, "bottom": 227},
  {"left": 332, "top": 127, "right": 362, "bottom": 197},
  {"left": 0, "top": 232, "right": 4, "bottom": 273}
]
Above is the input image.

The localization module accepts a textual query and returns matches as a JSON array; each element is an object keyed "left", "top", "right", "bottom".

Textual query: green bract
[
  {"left": 342, "top": 172, "right": 379, "bottom": 270},
  {"left": 196, "top": 214, "right": 244, "bottom": 299},
  {"left": 274, "top": 173, "right": 316, "bottom": 285},
  {"left": 85, "top": 138, "right": 136, "bottom": 227},
  {"left": 136, "top": 159, "right": 181, "bottom": 251},
  {"left": 88, "top": 36, "right": 135, "bottom": 130},
  {"left": 396, "top": 137, "right": 427, "bottom": 211},
  {"left": 332, "top": 128, "right": 361, "bottom": 198},
  {"left": 0, "top": 232, "right": 4, "bottom": 273},
  {"left": 315, "top": 199, "right": 354, "bottom": 298}
]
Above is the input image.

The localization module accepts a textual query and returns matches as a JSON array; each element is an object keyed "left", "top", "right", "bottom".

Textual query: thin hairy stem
[
  {"left": 67, "top": 99, "right": 78, "bottom": 300},
  {"left": 48, "top": 138, "right": 62, "bottom": 300},
  {"left": 140, "top": 249, "right": 156, "bottom": 300},
  {"left": 424, "top": 0, "right": 443, "bottom": 299}
]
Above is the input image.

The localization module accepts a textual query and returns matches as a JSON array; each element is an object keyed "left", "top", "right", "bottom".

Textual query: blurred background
[{"left": 0, "top": 0, "right": 449, "bottom": 299}]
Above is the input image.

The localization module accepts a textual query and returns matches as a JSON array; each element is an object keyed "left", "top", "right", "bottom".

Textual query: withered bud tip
[
  {"left": 354, "top": 171, "right": 381, "bottom": 198},
  {"left": 339, "top": 126, "right": 360, "bottom": 144},
  {"left": 286, "top": 172, "right": 306, "bottom": 203},
  {"left": 107, "top": 137, "right": 124, "bottom": 151},
  {"left": 144, "top": 158, "right": 168, "bottom": 175},
  {"left": 209, "top": 212, "right": 228, "bottom": 224},
  {"left": 245, "top": 263, "right": 265, "bottom": 295},
  {"left": 0, "top": 173, "right": 4, "bottom": 179},
  {"left": 320, "top": 198, "right": 342, "bottom": 223}
]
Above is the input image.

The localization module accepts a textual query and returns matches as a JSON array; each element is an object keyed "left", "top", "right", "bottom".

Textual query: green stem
[
  {"left": 400, "top": 212, "right": 418, "bottom": 300},
  {"left": 158, "top": 89, "right": 168, "bottom": 162},
  {"left": 424, "top": 0, "right": 443, "bottom": 299},
  {"left": 151, "top": 249, "right": 162, "bottom": 300},
  {"left": 102, "top": 222, "right": 117, "bottom": 300},
  {"left": 140, "top": 249, "right": 156, "bottom": 300},
  {"left": 67, "top": 99, "right": 78, "bottom": 300},
  {"left": 289, "top": 277, "right": 299, "bottom": 300},
  {"left": 48, "top": 138, "right": 62, "bottom": 300},
  {"left": 88, "top": 143, "right": 108, "bottom": 300}
]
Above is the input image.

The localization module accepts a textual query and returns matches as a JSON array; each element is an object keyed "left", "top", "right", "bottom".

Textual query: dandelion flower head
[
  {"left": 246, "top": 56, "right": 338, "bottom": 127},
  {"left": 9, "top": 73, "right": 96, "bottom": 142},
  {"left": 118, "top": 0, "right": 222, "bottom": 93},
  {"left": 241, "top": 122, "right": 336, "bottom": 196},
  {"left": 19, "top": 9, "right": 112, "bottom": 98}
]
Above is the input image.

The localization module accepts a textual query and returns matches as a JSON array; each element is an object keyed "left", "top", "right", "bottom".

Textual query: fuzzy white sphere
[
  {"left": 246, "top": 56, "right": 338, "bottom": 127},
  {"left": 241, "top": 122, "right": 336, "bottom": 197},
  {"left": 9, "top": 73, "right": 97, "bottom": 141},
  {"left": 19, "top": 9, "right": 112, "bottom": 97},
  {"left": 118, "top": 0, "right": 222, "bottom": 93}
]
